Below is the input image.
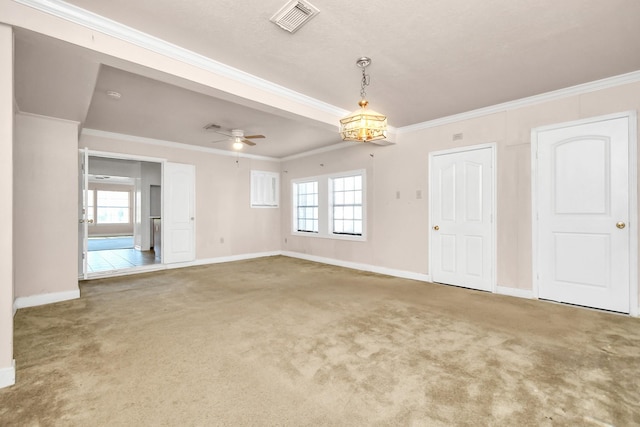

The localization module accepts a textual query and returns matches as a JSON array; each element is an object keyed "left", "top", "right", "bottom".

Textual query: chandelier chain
[{"left": 360, "top": 67, "right": 370, "bottom": 100}]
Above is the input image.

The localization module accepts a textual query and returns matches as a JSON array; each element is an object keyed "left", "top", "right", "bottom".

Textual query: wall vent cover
[{"left": 270, "top": 0, "right": 320, "bottom": 33}]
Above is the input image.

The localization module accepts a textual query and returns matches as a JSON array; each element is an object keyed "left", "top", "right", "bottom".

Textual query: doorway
[
  {"left": 79, "top": 152, "right": 163, "bottom": 277},
  {"left": 532, "top": 112, "right": 637, "bottom": 314},
  {"left": 429, "top": 144, "right": 496, "bottom": 292}
]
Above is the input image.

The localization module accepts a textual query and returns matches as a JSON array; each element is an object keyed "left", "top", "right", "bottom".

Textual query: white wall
[
  {"left": 282, "top": 80, "right": 640, "bottom": 308},
  {"left": 0, "top": 23, "right": 15, "bottom": 388},
  {"left": 141, "top": 162, "right": 161, "bottom": 250},
  {"left": 14, "top": 113, "right": 79, "bottom": 299},
  {"left": 80, "top": 133, "right": 282, "bottom": 259}
]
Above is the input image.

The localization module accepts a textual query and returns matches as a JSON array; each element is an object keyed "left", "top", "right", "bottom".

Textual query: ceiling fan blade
[
  {"left": 213, "top": 129, "right": 233, "bottom": 137},
  {"left": 210, "top": 138, "right": 229, "bottom": 144},
  {"left": 242, "top": 139, "right": 257, "bottom": 146},
  {"left": 243, "top": 135, "right": 265, "bottom": 139}
]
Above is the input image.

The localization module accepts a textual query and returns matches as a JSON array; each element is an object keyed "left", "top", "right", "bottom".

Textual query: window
[
  {"left": 87, "top": 189, "right": 95, "bottom": 222},
  {"left": 331, "top": 174, "right": 363, "bottom": 235},
  {"left": 86, "top": 188, "right": 132, "bottom": 225},
  {"left": 291, "top": 170, "right": 365, "bottom": 240},
  {"left": 251, "top": 170, "right": 279, "bottom": 208},
  {"left": 294, "top": 181, "right": 318, "bottom": 233}
]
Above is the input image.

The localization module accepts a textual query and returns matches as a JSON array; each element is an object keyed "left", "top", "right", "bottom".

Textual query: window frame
[
  {"left": 292, "top": 179, "right": 319, "bottom": 234},
  {"left": 329, "top": 173, "right": 364, "bottom": 237},
  {"left": 291, "top": 169, "right": 366, "bottom": 241},
  {"left": 86, "top": 184, "right": 134, "bottom": 226}
]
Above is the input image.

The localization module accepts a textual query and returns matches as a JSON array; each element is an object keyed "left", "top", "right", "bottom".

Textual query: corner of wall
[
  {"left": 0, "top": 359, "right": 16, "bottom": 390},
  {"left": 13, "top": 289, "right": 80, "bottom": 311}
]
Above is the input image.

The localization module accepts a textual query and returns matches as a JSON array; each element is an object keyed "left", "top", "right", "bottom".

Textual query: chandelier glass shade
[{"left": 339, "top": 57, "right": 387, "bottom": 142}]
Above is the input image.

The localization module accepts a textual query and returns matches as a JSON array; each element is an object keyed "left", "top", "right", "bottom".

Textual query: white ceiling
[{"left": 12, "top": 0, "right": 640, "bottom": 158}]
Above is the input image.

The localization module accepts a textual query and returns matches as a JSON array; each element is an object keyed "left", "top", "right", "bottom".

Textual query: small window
[
  {"left": 86, "top": 188, "right": 132, "bottom": 224},
  {"left": 251, "top": 170, "right": 279, "bottom": 208},
  {"left": 330, "top": 174, "right": 363, "bottom": 236},
  {"left": 293, "top": 181, "right": 318, "bottom": 233}
]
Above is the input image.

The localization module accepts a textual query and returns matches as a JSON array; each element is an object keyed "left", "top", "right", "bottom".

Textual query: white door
[
  {"left": 534, "top": 114, "right": 633, "bottom": 313},
  {"left": 163, "top": 162, "right": 196, "bottom": 264},
  {"left": 78, "top": 148, "right": 89, "bottom": 279},
  {"left": 430, "top": 145, "right": 494, "bottom": 291}
]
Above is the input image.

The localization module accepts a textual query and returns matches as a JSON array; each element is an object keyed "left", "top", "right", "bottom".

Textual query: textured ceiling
[{"left": 11, "top": 0, "right": 640, "bottom": 158}]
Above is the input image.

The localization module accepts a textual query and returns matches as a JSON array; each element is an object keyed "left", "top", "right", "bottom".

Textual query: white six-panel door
[
  {"left": 163, "top": 162, "right": 196, "bottom": 264},
  {"left": 430, "top": 145, "right": 495, "bottom": 291},
  {"left": 534, "top": 115, "right": 633, "bottom": 313}
]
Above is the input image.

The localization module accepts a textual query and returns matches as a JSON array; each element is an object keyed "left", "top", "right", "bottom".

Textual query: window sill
[{"left": 291, "top": 231, "right": 366, "bottom": 242}]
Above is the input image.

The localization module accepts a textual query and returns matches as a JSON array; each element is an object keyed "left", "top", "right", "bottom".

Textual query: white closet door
[
  {"left": 163, "top": 162, "right": 196, "bottom": 264},
  {"left": 535, "top": 115, "right": 631, "bottom": 313},
  {"left": 431, "top": 146, "right": 494, "bottom": 291}
]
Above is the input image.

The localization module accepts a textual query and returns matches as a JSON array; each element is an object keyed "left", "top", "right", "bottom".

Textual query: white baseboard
[
  {"left": 282, "top": 251, "right": 432, "bottom": 283},
  {"left": 176, "top": 251, "right": 282, "bottom": 268},
  {"left": 495, "top": 285, "right": 535, "bottom": 299},
  {"left": 0, "top": 360, "right": 16, "bottom": 389},
  {"left": 13, "top": 289, "right": 80, "bottom": 311}
]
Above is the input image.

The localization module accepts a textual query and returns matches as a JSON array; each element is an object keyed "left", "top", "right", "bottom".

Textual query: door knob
[
  {"left": 88, "top": 219, "right": 94, "bottom": 224},
  {"left": 433, "top": 225, "right": 439, "bottom": 231},
  {"left": 616, "top": 221, "right": 626, "bottom": 229}
]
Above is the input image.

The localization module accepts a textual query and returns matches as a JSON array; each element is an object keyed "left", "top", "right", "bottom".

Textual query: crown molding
[
  {"left": 81, "top": 128, "right": 281, "bottom": 162},
  {"left": 16, "top": 110, "right": 81, "bottom": 126},
  {"left": 280, "top": 141, "right": 355, "bottom": 162},
  {"left": 398, "top": 70, "right": 640, "bottom": 134},
  {"left": 13, "top": 0, "right": 349, "bottom": 119}
]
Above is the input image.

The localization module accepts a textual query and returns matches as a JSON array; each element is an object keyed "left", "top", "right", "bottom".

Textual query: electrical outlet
[
  {"left": 220, "top": 237, "right": 224, "bottom": 244},
  {"left": 396, "top": 191, "right": 401, "bottom": 199},
  {"left": 416, "top": 190, "right": 422, "bottom": 199}
]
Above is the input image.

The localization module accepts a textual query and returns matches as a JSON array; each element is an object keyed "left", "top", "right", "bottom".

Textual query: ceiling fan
[{"left": 206, "top": 125, "right": 265, "bottom": 149}]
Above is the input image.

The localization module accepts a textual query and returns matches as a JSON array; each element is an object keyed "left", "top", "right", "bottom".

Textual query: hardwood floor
[{"left": 87, "top": 248, "right": 160, "bottom": 272}]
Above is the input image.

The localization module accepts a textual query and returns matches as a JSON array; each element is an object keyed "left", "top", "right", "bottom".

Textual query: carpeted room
[
  {"left": 3, "top": 1, "right": 640, "bottom": 425},
  {"left": 2, "top": 256, "right": 639, "bottom": 425}
]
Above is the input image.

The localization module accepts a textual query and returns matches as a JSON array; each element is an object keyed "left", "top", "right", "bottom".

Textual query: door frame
[
  {"left": 531, "top": 111, "right": 638, "bottom": 316},
  {"left": 428, "top": 142, "right": 497, "bottom": 292},
  {"left": 80, "top": 149, "right": 167, "bottom": 278}
]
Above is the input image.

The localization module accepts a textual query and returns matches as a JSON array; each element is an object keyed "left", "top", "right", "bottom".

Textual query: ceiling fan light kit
[
  {"left": 339, "top": 57, "right": 388, "bottom": 143},
  {"left": 207, "top": 126, "right": 265, "bottom": 149}
]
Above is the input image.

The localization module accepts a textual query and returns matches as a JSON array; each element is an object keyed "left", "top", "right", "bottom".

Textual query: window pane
[
  {"left": 344, "top": 191, "right": 354, "bottom": 205},
  {"left": 294, "top": 180, "right": 318, "bottom": 232},
  {"left": 354, "top": 175, "right": 362, "bottom": 190},
  {"left": 344, "top": 206, "right": 354, "bottom": 220},
  {"left": 97, "top": 190, "right": 129, "bottom": 207},
  {"left": 97, "top": 207, "right": 129, "bottom": 224},
  {"left": 344, "top": 221, "right": 354, "bottom": 234},
  {"left": 354, "top": 206, "right": 362, "bottom": 220},
  {"left": 344, "top": 176, "right": 354, "bottom": 191},
  {"left": 96, "top": 190, "right": 130, "bottom": 224},
  {"left": 331, "top": 173, "right": 363, "bottom": 236}
]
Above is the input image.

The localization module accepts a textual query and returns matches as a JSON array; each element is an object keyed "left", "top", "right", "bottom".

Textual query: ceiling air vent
[{"left": 270, "top": 0, "right": 320, "bottom": 33}]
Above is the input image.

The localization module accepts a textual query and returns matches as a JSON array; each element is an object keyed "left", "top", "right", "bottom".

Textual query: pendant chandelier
[{"left": 339, "top": 57, "right": 387, "bottom": 142}]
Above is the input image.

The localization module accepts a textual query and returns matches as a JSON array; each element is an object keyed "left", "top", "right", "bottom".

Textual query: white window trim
[
  {"left": 291, "top": 169, "right": 366, "bottom": 242},
  {"left": 292, "top": 179, "right": 319, "bottom": 234},
  {"left": 251, "top": 170, "right": 280, "bottom": 208}
]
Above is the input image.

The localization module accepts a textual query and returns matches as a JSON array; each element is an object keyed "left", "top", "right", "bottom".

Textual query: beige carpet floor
[{"left": 1, "top": 256, "right": 639, "bottom": 426}]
